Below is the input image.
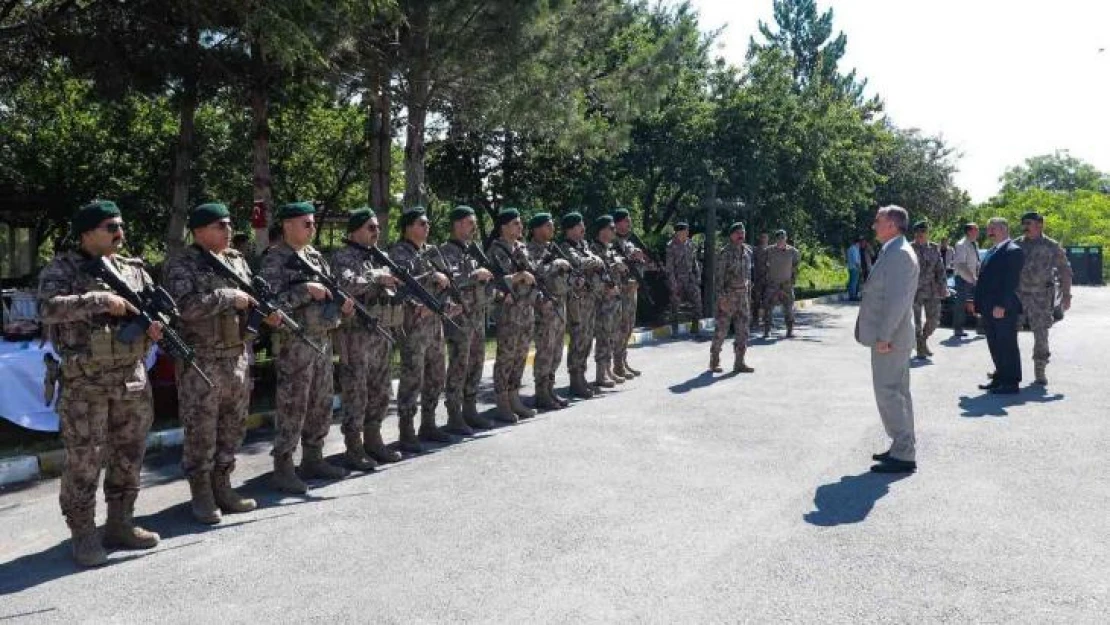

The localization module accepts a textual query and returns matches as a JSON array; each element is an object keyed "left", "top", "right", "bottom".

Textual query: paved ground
[{"left": 1, "top": 287, "right": 1108, "bottom": 623}]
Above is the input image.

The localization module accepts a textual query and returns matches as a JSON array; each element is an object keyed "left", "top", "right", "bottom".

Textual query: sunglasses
[
  {"left": 210, "top": 221, "right": 233, "bottom": 231},
  {"left": 99, "top": 222, "right": 125, "bottom": 233}
]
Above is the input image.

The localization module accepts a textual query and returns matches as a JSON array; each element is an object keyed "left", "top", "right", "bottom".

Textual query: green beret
[
  {"left": 728, "top": 221, "right": 746, "bottom": 235},
  {"left": 449, "top": 205, "right": 476, "bottom": 222},
  {"left": 276, "top": 201, "right": 315, "bottom": 220},
  {"left": 496, "top": 208, "right": 521, "bottom": 227},
  {"left": 912, "top": 220, "right": 929, "bottom": 232},
  {"left": 612, "top": 208, "right": 631, "bottom": 223},
  {"left": 561, "top": 212, "right": 584, "bottom": 229},
  {"left": 72, "top": 199, "right": 121, "bottom": 236},
  {"left": 188, "top": 202, "right": 230, "bottom": 230},
  {"left": 594, "top": 215, "right": 615, "bottom": 231},
  {"left": 774, "top": 229, "right": 787, "bottom": 239},
  {"left": 347, "top": 207, "right": 374, "bottom": 232},
  {"left": 528, "top": 212, "right": 553, "bottom": 230},
  {"left": 674, "top": 222, "right": 689, "bottom": 232},
  {"left": 1021, "top": 211, "right": 1044, "bottom": 223},
  {"left": 398, "top": 207, "right": 427, "bottom": 230}
]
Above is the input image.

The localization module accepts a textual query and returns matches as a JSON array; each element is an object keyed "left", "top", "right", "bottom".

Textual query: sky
[{"left": 681, "top": 0, "right": 1110, "bottom": 202}]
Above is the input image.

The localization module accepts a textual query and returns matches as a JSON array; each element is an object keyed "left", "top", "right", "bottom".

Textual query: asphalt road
[{"left": 2, "top": 287, "right": 1107, "bottom": 623}]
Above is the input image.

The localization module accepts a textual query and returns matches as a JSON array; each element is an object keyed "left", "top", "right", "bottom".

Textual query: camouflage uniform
[
  {"left": 751, "top": 244, "right": 769, "bottom": 327},
  {"left": 162, "top": 246, "right": 253, "bottom": 482},
  {"left": 590, "top": 238, "right": 625, "bottom": 383},
  {"left": 762, "top": 245, "right": 800, "bottom": 333},
  {"left": 1016, "top": 235, "right": 1073, "bottom": 382},
  {"left": 711, "top": 242, "right": 753, "bottom": 367},
  {"left": 911, "top": 240, "right": 946, "bottom": 354},
  {"left": 488, "top": 239, "right": 537, "bottom": 397},
  {"left": 439, "top": 239, "right": 493, "bottom": 424},
  {"left": 389, "top": 239, "right": 448, "bottom": 441},
  {"left": 39, "top": 252, "right": 156, "bottom": 540},
  {"left": 330, "top": 243, "right": 404, "bottom": 449},
  {"left": 665, "top": 238, "right": 702, "bottom": 318},
  {"left": 527, "top": 240, "right": 570, "bottom": 406},
  {"left": 612, "top": 234, "right": 645, "bottom": 374},
  {"left": 561, "top": 239, "right": 605, "bottom": 396},
  {"left": 259, "top": 243, "right": 339, "bottom": 460}
]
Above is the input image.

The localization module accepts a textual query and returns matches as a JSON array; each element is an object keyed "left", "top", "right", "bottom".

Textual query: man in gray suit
[{"left": 855, "top": 205, "right": 920, "bottom": 474}]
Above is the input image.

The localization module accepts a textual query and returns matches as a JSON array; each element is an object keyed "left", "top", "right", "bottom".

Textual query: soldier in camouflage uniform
[
  {"left": 910, "top": 221, "right": 948, "bottom": 359},
  {"left": 163, "top": 203, "right": 273, "bottom": 524},
  {"left": 590, "top": 216, "right": 627, "bottom": 388},
  {"left": 1016, "top": 211, "right": 1074, "bottom": 385},
  {"left": 487, "top": 208, "right": 538, "bottom": 423},
  {"left": 331, "top": 209, "right": 405, "bottom": 467},
  {"left": 710, "top": 222, "right": 756, "bottom": 374},
  {"left": 261, "top": 201, "right": 354, "bottom": 494},
  {"left": 762, "top": 230, "right": 800, "bottom": 338},
  {"left": 665, "top": 222, "right": 702, "bottom": 323},
  {"left": 611, "top": 209, "right": 646, "bottom": 379},
  {"left": 526, "top": 212, "right": 572, "bottom": 410},
  {"left": 438, "top": 206, "right": 495, "bottom": 432},
  {"left": 559, "top": 212, "right": 606, "bottom": 399},
  {"left": 38, "top": 200, "right": 162, "bottom": 567},
  {"left": 751, "top": 232, "right": 770, "bottom": 330},
  {"left": 389, "top": 207, "right": 457, "bottom": 452}
]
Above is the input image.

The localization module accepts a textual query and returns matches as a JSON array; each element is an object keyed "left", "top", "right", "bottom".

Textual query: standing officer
[
  {"left": 389, "top": 207, "right": 455, "bottom": 451},
  {"left": 590, "top": 215, "right": 626, "bottom": 387},
  {"left": 331, "top": 208, "right": 405, "bottom": 467},
  {"left": 665, "top": 222, "right": 702, "bottom": 323},
  {"left": 487, "top": 208, "right": 538, "bottom": 423},
  {"left": 261, "top": 201, "right": 353, "bottom": 494},
  {"left": 163, "top": 203, "right": 273, "bottom": 524},
  {"left": 762, "top": 230, "right": 800, "bottom": 338},
  {"left": 611, "top": 209, "right": 646, "bottom": 378},
  {"left": 1015, "top": 211, "right": 1073, "bottom": 385},
  {"left": 559, "top": 212, "right": 605, "bottom": 399},
  {"left": 751, "top": 232, "right": 770, "bottom": 329},
  {"left": 526, "top": 212, "right": 572, "bottom": 410},
  {"left": 709, "top": 222, "right": 755, "bottom": 374},
  {"left": 439, "top": 205, "right": 495, "bottom": 432},
  {"left": 910, "top": 221, "right": 947, "bottom": 359},
  {"left": 38, "top": 200, "right": 162, "bottom": 567}
]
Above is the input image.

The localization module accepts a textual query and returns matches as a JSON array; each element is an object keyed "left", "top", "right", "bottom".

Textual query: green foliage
[
  {"left": 796, "top": 248, "right": 846, "bottom": 293},
  {"left": 974, "top": 188, "right": 1110, "bottom": 250},
  {"left": 999, "top": 151, "right": 1110, "bottom": 194}
]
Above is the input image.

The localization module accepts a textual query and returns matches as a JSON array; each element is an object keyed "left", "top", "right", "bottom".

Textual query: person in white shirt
[{"left": 951, "top": 223, "right": 981, "bottom": 337}]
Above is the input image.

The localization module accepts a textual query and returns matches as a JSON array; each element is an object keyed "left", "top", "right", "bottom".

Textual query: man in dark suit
[{"left": 974, "top": 217, "right": 1025, "bottom": 394}]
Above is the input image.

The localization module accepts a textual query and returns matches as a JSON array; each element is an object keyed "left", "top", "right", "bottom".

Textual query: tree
[
  {"left": 872, "top": 125, "right": 969, "bottom": 233},
  {"left": 999, "top": 151, "right": 1109, "bottom": 195}
]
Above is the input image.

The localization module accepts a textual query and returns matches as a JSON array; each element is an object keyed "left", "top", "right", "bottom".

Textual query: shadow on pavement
[
  {"left": 940, "top": 334, "right": 985, "bottom": 347},
  {"left": 803, "top": 471, "right": 913, "bottom": 527},
  {"left": 668, "top": 370, "right": 738, "bottom": 394},
  {"left": 958, "top": 385, "right": 1065, "bottom": 417}
]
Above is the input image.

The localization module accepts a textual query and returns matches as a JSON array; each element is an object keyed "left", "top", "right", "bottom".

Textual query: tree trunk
[
  {"left": 500, "top": 129, "right": 515, "bottom": 206},
  {"left": 367, "top": 67, "right": 392, "bottom": 237},
  {"left": 402, "top": 5, "right": 430, "bottom": 211},
  {"left": 250, "top": 36, "right": 273, "bottom": 249},
  {"left": 165, "top": 27, "right": 199, "bottom": 254}
]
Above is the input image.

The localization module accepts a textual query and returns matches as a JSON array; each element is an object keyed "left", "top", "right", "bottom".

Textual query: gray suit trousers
[{"left": 871, "top": 346, "right": 916, "bottom": 461}]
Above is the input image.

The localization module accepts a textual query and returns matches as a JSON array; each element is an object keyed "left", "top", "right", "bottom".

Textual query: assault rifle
[
  {"left": 84, "top": 256, "right": 213, "bottom": 387},
  {"left": 469, "top": 241, "right": 564, "bottom": 323},
  {"left": 286, "top": 251, "right": 394, "bottom": 343},
  {"left": 346, "top": 239, "right": 463, "bottom": 333}
]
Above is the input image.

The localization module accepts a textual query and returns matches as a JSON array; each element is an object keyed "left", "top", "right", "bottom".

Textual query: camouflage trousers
[
  {"left": 566, "top": 290, "right": 597, "bottom": 375},
  {"left": 335, "top": 327, "right": 393, "bottom": 433},
  {"left": 533, "top": 297, "right": 567, "bottom": 386},
  {"left": 273, "top": 333, "right": 334, "bottom": 457},
  {"left": 397, "top": 318, "right": 446, "bottom": 419},
  {"left": 594, "top": 293, "right": 621, "bottom": 367},
  {"left": 670, "top": 277, "right": 702, "bottom": 317},
  {"left": 58, "top": 366, "right": 153, "bottom": 531},
  {"left": 763, "top": 281, "right": 795, "bottom": 325},
  {"left": 178, "top": 348, "right": 251, "bottom": 477},
  {"left": 750, "top": 280, "right": 766, "bottom": 326},
  {"left": 912, "top": 294, "right": 942, "bottom": 341},
  {"left": 1019, "top": 289, "right": 1055, "bottom": 365},
  {"left": 711, "top": 288, "right": 751, "bottom": 356},
  {"left": 614, "top": 286, "right": 637, "bottom": 364},
  {"left": 494, "top": 300, "right": 534, "bottom": 393},
  {"left": 445, "top": 307, "right": 487, "bottom": 406}
]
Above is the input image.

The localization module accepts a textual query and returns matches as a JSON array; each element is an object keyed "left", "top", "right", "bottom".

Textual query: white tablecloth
[{"left": 0, "top": 341, "right": 158, "bottom": 432}]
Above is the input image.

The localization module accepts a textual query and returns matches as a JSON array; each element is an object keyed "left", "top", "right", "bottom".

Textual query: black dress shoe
[
  {"left": 989, "top": 385, "right": 1020, "bottom": 395},
  {"left": 870, "top": 458, "right": 916, "bottom": 474},
  {"left": 872, "top": 450, "right": 891, "bottom": 462}
]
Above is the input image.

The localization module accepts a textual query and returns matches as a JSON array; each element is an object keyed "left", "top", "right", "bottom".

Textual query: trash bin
[{"left": 1065, "top": 246, "right": 1104, "bottom": 285}]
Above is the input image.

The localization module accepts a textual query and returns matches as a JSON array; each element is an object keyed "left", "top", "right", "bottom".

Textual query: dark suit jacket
[{"left": 974, "top": 239, "right": 1024, "bottom": 316}]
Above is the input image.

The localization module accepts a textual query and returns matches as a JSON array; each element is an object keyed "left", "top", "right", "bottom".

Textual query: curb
[{"left": 1, "top": 292, "right": 846, "bottom": 487}]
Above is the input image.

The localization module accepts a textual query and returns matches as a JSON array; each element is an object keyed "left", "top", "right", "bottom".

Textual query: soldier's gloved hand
[
  {"left": 305, "top": 282, "right": 331, "bottom": 301},
  {"left": 147, "top": 321, "right": 164, "bottom": 342},
  {"left": 552, "top": 259, "right": 571, "bottom": 272},
  {"left": 232, "top": 290, "right": 258, "bottom": 311},
  {"left": 103, "top": 293, "right": 138, "bottom": 317},
  {"left": 340, "top": 298, "right": 355, "bottom": 317},
  {"left": 474, "top": 267, "right": 493, "bottom": 282},
  {"left": 432, "top": 272, "right": 449, "bottom": 290}
]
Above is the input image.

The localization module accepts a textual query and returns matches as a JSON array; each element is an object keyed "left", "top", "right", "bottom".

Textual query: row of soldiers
[{"left": 38, "top": 199, "right": 658, "bottom": 568}]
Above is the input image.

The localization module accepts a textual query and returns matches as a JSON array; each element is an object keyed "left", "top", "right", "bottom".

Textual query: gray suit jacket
[{"left": 855, "top": 236, "right": 920, "bottom": 351}]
